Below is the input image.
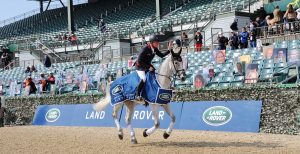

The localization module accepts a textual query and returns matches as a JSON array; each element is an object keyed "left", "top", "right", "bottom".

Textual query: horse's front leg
[
  {"left": 162, "top": 103, "right": 175, "bottom": 139},
  {"left": 124, "top": 101, "right": 137, "bottom": 144},
  {"left": 143, "top": 104, "right": 160, "bottom": 137},
  {"left": 113, "top": 103, "right": 123, "bottom": 140}
]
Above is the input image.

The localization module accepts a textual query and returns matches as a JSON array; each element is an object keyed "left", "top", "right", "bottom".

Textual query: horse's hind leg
[
  {"left": 162, "top": 104, "right": 175, "bottom": 139},
  {"left": 124, "top": 101, "right": 137, "bottom": 144},
  {"left": 143, "top": 104, "right": 159, "bottom": 137},
  {"left": 113, "top": 103, "right": 123, "bottom": 140}
]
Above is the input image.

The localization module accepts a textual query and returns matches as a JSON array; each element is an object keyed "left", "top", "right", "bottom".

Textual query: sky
[
  {"left": 0, "top": 0, "right": 39, "bottom": 21},
  {"left": 0, "top": 0, "right": 78, "bottom": 22}
]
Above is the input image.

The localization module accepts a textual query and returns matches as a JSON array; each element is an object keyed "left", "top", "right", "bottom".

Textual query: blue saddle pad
[{"left": 110, "top": 71, "right": 172, "bottom": 105}]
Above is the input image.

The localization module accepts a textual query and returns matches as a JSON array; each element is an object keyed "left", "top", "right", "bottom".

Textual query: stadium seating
[
  {"left": 0, "top": 38, "right": 297, "bottom": 96},
  {"left": 0, "top": 0, "right": 258, "bottom": 48}
]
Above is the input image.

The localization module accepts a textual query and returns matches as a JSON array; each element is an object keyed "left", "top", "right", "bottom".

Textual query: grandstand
[{"left": 0, "top": 0, "right": 300, "bottom": 97}]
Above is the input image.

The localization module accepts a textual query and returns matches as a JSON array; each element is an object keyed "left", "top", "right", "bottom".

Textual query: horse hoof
[
  {"left": 118, "top": 129, "right": 123, "bottom": 140},
  {"left": 163, "top": 132, "right": 170, "bottom": 139},
  {"left": 118, "top": 134, "right": 123, "bottom": 140},
  {"left": 131, "top": 139, "right": 138, "bottom": 144},
  {"left": 143, "top": 129, "right": 148, "bottom": 137}
]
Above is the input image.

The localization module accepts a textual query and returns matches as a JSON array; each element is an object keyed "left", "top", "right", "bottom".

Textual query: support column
[
  {"left": 67, "top": 0, "right": 75, "bottom": 34},
  {"left": 40, "top": 0, "right": 44, "bottom": 13},
  {"left": 155, "top": 0, "right": 161, "bottom": 20}
]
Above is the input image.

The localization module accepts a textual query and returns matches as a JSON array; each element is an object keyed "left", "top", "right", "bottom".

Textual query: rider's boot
[{"left": 136, "top": 80, "right": 145, "bottom": 101}]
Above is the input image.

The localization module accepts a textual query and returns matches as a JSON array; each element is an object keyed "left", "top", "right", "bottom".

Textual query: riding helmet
[{"left": 148, "top": 35, "right": 160, "bottom": 42}]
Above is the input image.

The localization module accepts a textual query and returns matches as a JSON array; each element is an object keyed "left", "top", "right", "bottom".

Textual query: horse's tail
[{"left": 93, "top": 88, "right": 111, "bottom": 112}]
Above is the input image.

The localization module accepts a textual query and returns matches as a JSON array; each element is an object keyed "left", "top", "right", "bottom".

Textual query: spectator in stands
[
  {"left": 38, "top": 73, "right": 47, "bottom": 93},
  {"left": 217, "top": 32, "right": 228, "bottom": 50},
  {"left": 24, "top": 77, "right": 37, "bottom": 95},
  {"left": 1, "top": 52, "right": 7, "bottom": 67},
  {"left": 249, "top": 31, "right": 257, "bottom": 48},
  {"left": 249, "top": 20, "right": 257, "bottom": 32},
  {"left": 284, "top": 4, "right": 297, "bottom": 32},
  {"left": 230, "top": 19, "right": 238, "bottom": 32},
  {"left": 181, "top": 32, "right": 189, "bottom": 48},
  {"left": 31, "top": 65, "right": 37, "bottom": 73},
  {"left": 284, "top": 4, "right": 297, "bottom": 22},
  {"left": 1, "top": 51, "right": 11, "bottom": 68},
  {"left": 271, "top": 6, "right": 282, "bottom": 26},
  {"left": 48, "top": 73, "right": 56, "bottom": 85},
  {"left": 48, "top": 73, "right": 56, "bottom": 95},
  {"left": 194, "top": 31, "right": 203, "bottom": 52},
  {"left": 44, "top": 55, "right": 51, "bottom": 68},
  {"left": 70, "top": 33, "right": 78, "bottom": 46},
  {"left": 240, "top": 27, "right": 249, "bottom": 49},
  {"left": 229, "top": 32, "right": 239, "bottom": 50},
  {"left": 25, "top": 66, "right": 31, "bottom": 73},
  {"left": 256, "top": 17, "right": 267, "bottom": 27},
  {"left": 0, "top": 100, "right": 6, "bottom": 127}
]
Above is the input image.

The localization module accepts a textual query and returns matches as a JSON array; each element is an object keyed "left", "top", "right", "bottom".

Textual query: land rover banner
[
  {"left": 33, "top": 101, "right": 262, "bottom": 132},
  {"left": 179, "top": 101, "right": 262, "bottom": 132}
]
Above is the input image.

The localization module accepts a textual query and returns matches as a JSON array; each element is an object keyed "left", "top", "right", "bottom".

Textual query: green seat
[
  {"left": 234, "top": 76, "right": 244, "bottom": 82},
  {"left": 219, "top": 83, "right": 231, "bottom": 89},
  {"left": 231, "top": 82, "right": 243, "bottom": 87},
  {"left": 211, "top": 76, "right": 222, "bottom": 83},
  {"left": 222, "top": 76, "right": 234, "bottom": 83}
]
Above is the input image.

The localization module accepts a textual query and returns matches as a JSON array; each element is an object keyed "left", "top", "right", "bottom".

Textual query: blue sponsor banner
[
  {"left": 32, "top": 101, "right": 262, "bottom": 133},
  {"left": 179, "top": 101, "right": 262, "bottom": 132},
  {"left": 33, "top": 103, "right": 183, "bottom": 129},
  {"left": 33, "top": 104, "right": 117, "bottom": 127},
  {"left": 120, "top": 103, "right": 183, "bottom": 129}
]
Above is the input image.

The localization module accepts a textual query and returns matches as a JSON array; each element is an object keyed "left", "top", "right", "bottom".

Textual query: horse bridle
[{"left": 155, "top": 54, "right": 186, "bottom": 83}]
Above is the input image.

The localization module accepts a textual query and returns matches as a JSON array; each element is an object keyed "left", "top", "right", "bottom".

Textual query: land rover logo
[
  {"left": 202, "top": 106, "right": 232, "bottom": 126},
  {"left": 45, "top": 108, "right": 60, "bottom": 122},
  {"left": 159, "top": 93, "right": 171, "bottom": 101},
  {"left": 112, "top": 85, "right": 123, "bottom": 95}
]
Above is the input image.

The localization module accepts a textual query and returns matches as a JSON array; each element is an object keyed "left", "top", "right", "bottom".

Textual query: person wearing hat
[
  {"left": 135, "top": 35, "right": 173, "bottom": 100},
  {"left": 194, "top": 31, "right": 203, "bottom": 52},
  {"left": 0, "top": 100, "right": 7, "bottom": 127}
]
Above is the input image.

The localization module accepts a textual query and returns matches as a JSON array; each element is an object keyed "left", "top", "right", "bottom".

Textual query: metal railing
[
  {"left": 29, "top": 40, "right": 63, "bottom": 61},
  {"left": 256, "top": 21, "right": 300, "bottom": 39}
]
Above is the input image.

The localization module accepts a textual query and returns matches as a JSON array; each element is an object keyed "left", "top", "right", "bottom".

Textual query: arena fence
[{"left": 3, "top": 86, "right": 300, "bottom": 135}]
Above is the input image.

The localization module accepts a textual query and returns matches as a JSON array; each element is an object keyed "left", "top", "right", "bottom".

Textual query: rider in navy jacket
[{"left": 135, "top": 35, "right": 171, "bottom": 100}]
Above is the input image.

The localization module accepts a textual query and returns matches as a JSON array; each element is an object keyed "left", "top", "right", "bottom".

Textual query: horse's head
[{"left": 170, "top": 48, "right": 187, "bottom": 82}]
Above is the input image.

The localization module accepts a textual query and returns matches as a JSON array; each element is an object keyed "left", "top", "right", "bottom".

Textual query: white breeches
[{"left": 136, "top": 70, "right": 146, "bottom": 82}]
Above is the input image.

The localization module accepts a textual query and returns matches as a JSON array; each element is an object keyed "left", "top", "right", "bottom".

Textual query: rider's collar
[{"left": 148, "top": 44, "right": 155, "bottom": 54}]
